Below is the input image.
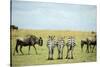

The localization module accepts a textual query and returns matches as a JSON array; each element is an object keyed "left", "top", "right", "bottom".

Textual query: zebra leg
[
  {"left": 48, "top": 47, "right": 52, "bottom": 60},
  {"left": 61, "top": 49, "right": 63, "bottom": 59},
  {"left": 51, "top": 48, "right": 54, "bottom": 60},
  {"left": 48, "top": 48, "right": 50, "bottom": 60},
  {"left": 57, "top": 49, "right": 60, "bottom": 59},
  {"left": 60, "top": 46, "right": 63, "bottom": 59},
  {"left": 71, "top": 48, "right": 74, "bottom": 59},
  {"left": 33, "top": 45, "right": 38, "bottom": 55},
  {"left": 66, "top": 49, "right": 70, "bottom": 59},
  {"left": 20, "top": 46, "right": 24, "bottom": 55}
]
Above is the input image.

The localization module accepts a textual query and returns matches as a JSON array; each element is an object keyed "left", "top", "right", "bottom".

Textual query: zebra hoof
[
  {"left": 60, "top": 58, "right": 63, "bottom": 59},
  {"left": 65, "top": 56, "right": 68, "bottom": 59},
  {"left": 66, "top": 57, "right": 70, "bottom": 59},
  {"left": 48, "top": 58, "right": 50, "bottom": 60},
  {"left": 71, "top": 57, "right": 73, "bottom": 59},
  {"left": 57, "top": 58, "right": 60, "bottom": 59},
  {"left": 48, "top": 58, "right": 53, "bottom": 60},
  {"left": 67, "top": 57, "right": 70, "bottom": 59},
  {"left": 51, "top": 58, "right": 54, "bottom": 60}
]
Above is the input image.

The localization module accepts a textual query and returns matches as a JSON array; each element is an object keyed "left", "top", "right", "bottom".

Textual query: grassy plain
[{"left": 11, "top": 29, "right": 96, "bottom": 66}]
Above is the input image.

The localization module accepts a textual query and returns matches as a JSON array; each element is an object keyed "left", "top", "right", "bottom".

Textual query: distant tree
[
  {"left": 91, "top": 31, "right": 96, "bottom": 38},
  {"left": 91, "top": 31, "right": 96, "bottom": 34},
  {"left": 10, "top": 25, "right": 18, "bottom": 30}
]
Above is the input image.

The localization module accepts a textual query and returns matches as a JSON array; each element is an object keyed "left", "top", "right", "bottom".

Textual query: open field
[{"left": 11, "top": 29, "right": 96, "bottom": 66}]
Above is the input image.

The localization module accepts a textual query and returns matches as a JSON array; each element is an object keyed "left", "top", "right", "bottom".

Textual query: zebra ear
[
  {"left": 48, "top": 36, "right": 50, "bottom": 38},
  {"left": 53, "top": 35, "right": 55, "bottom": 38},
  {"left": 53, "top": 36, "right": 55, "bottom": 39}
]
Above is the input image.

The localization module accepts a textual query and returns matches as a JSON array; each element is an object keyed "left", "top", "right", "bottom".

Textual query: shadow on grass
[{"left": 13, "top": 53, "right": 42, "bottom": 56}]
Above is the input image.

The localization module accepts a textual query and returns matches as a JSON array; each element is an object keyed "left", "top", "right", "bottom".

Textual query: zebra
[
  {"left": 56, "top": 37, "right": 65, "bottom": 59},
  {"left": 66, "top": 36, "right": 76, "bottom": 59},
  {"left": 47, "top": 36, "right": 56, "bottom": 60}
]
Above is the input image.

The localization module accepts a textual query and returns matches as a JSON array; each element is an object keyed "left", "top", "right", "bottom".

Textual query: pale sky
[{"left": 12, "top": 1, "right": 97, "bottom": 32}]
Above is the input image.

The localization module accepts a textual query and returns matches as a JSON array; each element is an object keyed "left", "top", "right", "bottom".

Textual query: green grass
[{"left": 11, "top": 29, "right": 96, "bottom": 66}]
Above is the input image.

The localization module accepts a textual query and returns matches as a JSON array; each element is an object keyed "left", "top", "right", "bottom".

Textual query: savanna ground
[{"left": 11, "top": 29, "right": 96, "bottom": 66}]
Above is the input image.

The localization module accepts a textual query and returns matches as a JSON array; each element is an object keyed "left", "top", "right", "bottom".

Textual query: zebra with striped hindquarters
[
  {"left": 66, "top": 36, "right": 76, "bottom": 59},
  {"left": 56, "top": 37, "right": 65, "bottom": 59},
  {"left": 47, "top": 36, "right": 56, "bottom": 60}
]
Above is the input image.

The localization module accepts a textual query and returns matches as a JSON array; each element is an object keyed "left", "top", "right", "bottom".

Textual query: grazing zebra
[
  {"left": 66, "top": 36, "right": 76, "bottom": 59},
  {"left": 47, "top": 36, "right": 56, "bottom": 60},
  {"left": 56, "top": 37, "right": 65, "bottom": 59}
]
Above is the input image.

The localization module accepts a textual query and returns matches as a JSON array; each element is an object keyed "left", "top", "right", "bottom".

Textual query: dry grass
[{"left": 11, "top": 29, "right": 96, "bottom": 66}]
